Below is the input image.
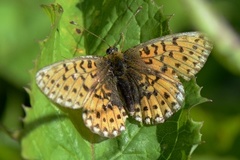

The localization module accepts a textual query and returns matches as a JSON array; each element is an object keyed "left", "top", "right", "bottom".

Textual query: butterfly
[{"left": 36, "top": 32, "right": 213, "bottom": 138}]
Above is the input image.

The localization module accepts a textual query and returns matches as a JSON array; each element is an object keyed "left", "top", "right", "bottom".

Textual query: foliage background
[{"left": 0, "top": 0, "right": 240, "bottom": 159}]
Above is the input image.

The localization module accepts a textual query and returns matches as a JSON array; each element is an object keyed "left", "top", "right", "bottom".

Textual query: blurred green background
[{"left": 0, "top": 0, "right": 240, "bottom": 160}]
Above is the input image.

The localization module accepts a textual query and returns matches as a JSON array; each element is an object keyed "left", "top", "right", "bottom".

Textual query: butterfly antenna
[
  {"left": 69, "top": 21, "right": 111, "bottom": 47},
  {"left": 69, "top": 6, "right": 142, "bottom": 50},
  {"left": 113, "top": 6, "right": 143, "bottom": 48}
]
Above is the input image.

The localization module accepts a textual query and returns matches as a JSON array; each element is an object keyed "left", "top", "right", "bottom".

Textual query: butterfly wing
[
  {"left": 121, "top": 65, "right": 184, "bottom": 124},
  {"left": 123, "top": 32, "right": 212, "bottom": 124},
  {"left": 127, "top": 32, "right": 213, "bottom": 80},
  {"left": 36, "top": 56, "right": 101, "bottom": 109},
  {"left": 82, "top": 75, "right": 128, "bottom": 138},
  {"left": 36, "top": 56, "right": 127, "bottom": 137}
]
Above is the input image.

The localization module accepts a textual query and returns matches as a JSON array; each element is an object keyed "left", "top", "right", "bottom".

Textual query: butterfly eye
[{"left": 106, "top": 46, "right": 118, "bottom": 55}]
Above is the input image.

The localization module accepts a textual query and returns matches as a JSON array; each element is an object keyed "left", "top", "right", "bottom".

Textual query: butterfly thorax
[{"left": 106, "top": 51, "right": 127, "bottom": 77}]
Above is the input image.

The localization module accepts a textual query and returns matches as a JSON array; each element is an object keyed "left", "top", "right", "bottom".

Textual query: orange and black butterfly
[{"left": 36, "top": 32, "right": 213, "bottom": 138}]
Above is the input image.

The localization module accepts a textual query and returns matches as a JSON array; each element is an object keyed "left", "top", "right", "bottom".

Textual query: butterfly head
[{"left": 106, "top": 46, "right": 118, "bottom": 55}]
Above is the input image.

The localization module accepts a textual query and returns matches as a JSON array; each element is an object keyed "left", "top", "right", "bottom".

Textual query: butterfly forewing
[
  {"left": 133, "top": 32, "right": 213, "bottom": 80},
  {"left": 36, "top": 56, "right": 100, "bottom": 108}
]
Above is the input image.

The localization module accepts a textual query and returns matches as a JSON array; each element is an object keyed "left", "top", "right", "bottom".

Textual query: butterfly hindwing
[
  {"left": 82, "top": 77, "right": 128, "bottom": 137},
  {"left": 133, "top": 73, "right": 184, "bottom": 124}
]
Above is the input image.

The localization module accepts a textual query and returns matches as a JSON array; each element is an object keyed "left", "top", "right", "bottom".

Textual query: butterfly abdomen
[
  {"left": 116, "top": 75, "right": 141, "bottom": 114},
  {"left": 106, "top": 51, "right": 142, "bottom": 114}
]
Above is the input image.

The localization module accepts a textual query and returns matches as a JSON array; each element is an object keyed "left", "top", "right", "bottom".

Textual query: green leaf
[{"left": 21, "top": 1, "right": 209, "bottom": 159}]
